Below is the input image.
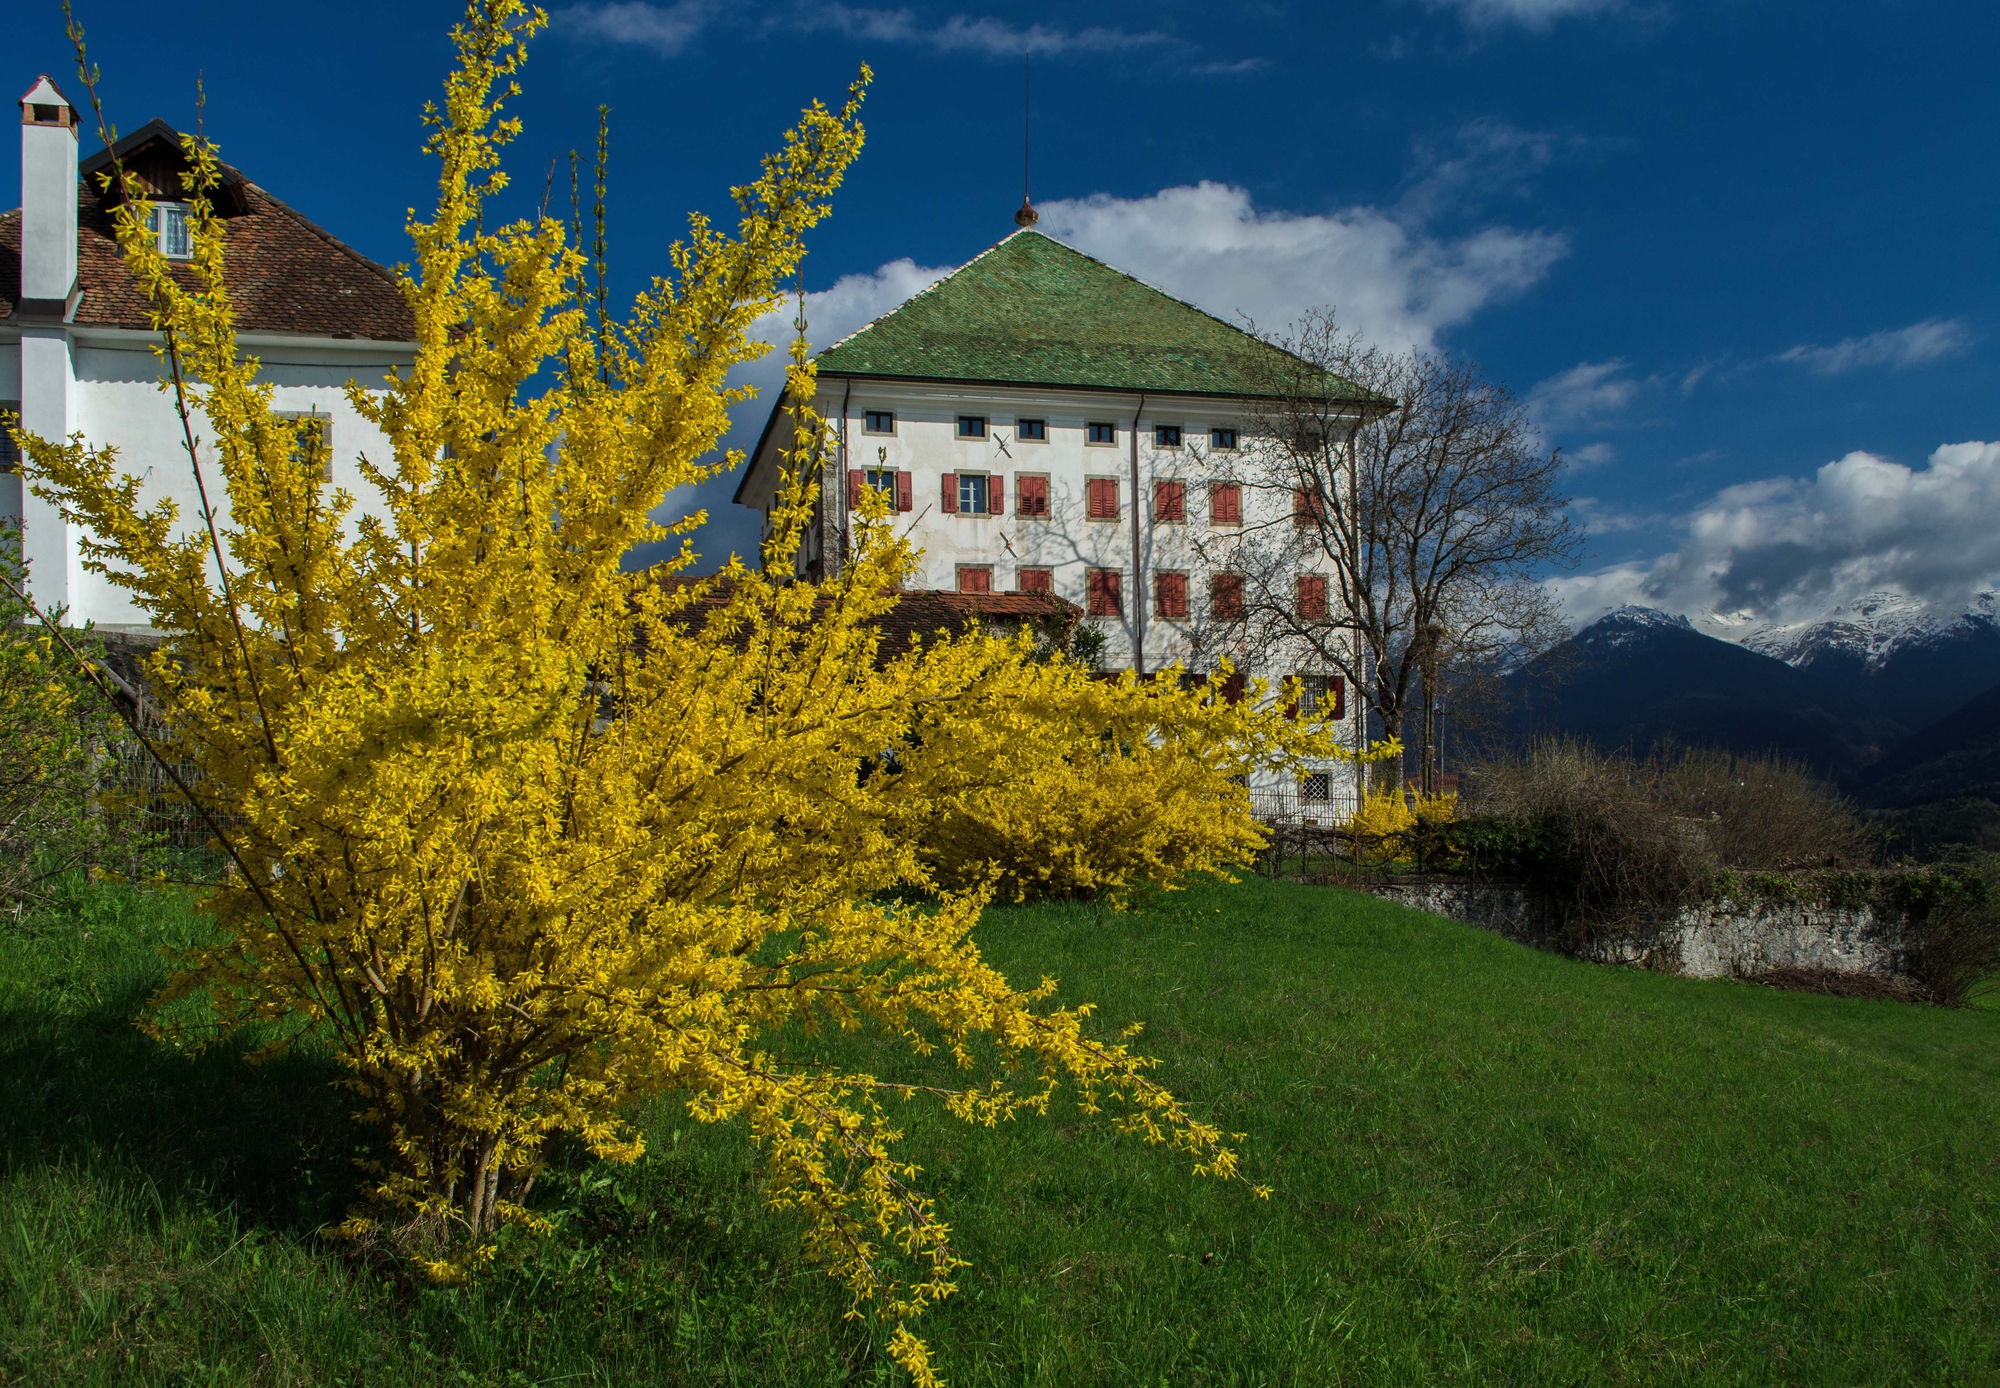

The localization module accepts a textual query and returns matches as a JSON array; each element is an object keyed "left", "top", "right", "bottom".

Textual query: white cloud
[
  {"left": 1036, "top": 181, "right": 1566, "bottom": 354},
  {"left": 1779, "top": 318, "right": 1974, "bottom": 375},
  {"left": 1568, "top": 441, "right": 1616, "bottom": 469},
  {"left": 1426, "top": 0, "right": 1625, "bottom": 31},
  {"left": 1552, "top": 440, "right": 2000, "bottom": 625},
  {"left": 557, "top": 0, "right": 716, "bottom": 55},
  {"left": 555, "top": 1, "right": 1178, "bottom": 58},
  {"left": 1527, "top": 358, "right": 1639, "bottom": 428}
]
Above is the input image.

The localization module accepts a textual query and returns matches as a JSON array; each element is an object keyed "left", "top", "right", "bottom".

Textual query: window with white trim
[{"left": 156, "top": 203, "right": 193, "bottom": 259}]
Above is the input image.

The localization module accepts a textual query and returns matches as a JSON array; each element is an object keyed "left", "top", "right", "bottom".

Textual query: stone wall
[{"left": 1369, "top": 879, "right": 1912, "bottom": 980}]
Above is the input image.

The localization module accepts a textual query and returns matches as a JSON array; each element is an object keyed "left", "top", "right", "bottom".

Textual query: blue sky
[{"left": 11, "top": 0, "right": 1997, "bottom": 625}]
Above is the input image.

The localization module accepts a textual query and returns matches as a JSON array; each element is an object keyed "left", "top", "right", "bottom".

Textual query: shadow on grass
[{"left": 0, "top": 972, "right": 369, "bottom": 1235}]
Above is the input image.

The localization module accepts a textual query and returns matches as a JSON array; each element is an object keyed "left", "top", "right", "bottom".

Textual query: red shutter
[
  {"left": 1329, "top": 676, "right": 1346, "bottom": 720},
  {"left": 941, "top": 473, "right": 957, "bottom": 513},
  {"left": 1298, "top": 574, "right": 1329, "bottom": 621},
  {"left": 1211, "top": 484, "right": 1241, "bottom": 525},
  {"left": 1284, "top": 674, "right": 1300, "bottom": 720},
  {"left": 896, "top": 470, "right": 913, "bottom": 512},
  {"left": 1212, "top": 573, "right": 1245, "bottom": 620},
  {"left": 1221, "top": 671, "right": 1246, "bottom": 705},
  {"left": 847, "top": 469, "right": 863, "bottom": 509},
  {"left": 990, "top": 474, "right": 1003, "bottom": 515},
  {"left": 1019, "top": 567, "right": 1053, "bottom": 594}
]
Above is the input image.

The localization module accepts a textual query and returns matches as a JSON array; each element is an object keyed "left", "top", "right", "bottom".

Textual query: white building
[
  {"left": 2, "top": 76, "right": 415, "bottom": 630},
  {"left": 736, "top": 225, "right": 1377, "bottom": 813}
]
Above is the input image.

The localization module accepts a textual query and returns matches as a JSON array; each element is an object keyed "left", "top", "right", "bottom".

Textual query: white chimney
[{"left": 18, "top": 76, "right": 79, "bottom": 311}]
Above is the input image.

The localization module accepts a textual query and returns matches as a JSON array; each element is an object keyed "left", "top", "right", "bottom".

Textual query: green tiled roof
[{"left": 813, "top": 230, "right": 1375, "bottom": 402}]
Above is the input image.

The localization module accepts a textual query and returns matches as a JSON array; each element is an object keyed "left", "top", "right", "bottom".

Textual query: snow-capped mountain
[
  {"left": 1690, "top": 590, "right": 2000, "bottom": 674},
  {"left": 1537, "top": 593, "right": 2000, "bottom": 793},
  {"left": 1573, "top": 604, "right": 1695, "bottom": 649}
]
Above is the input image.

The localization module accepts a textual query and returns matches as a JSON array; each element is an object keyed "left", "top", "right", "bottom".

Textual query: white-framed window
[
  {"left": 279, "top": 411, "right": 334, "bottom": 482},
  {"left": 957, "top": 473, "right": 991, "bottom": 513},
  {"left": 155, "top": 203, "right": 193, "bottom": 259},
  {"left": 1300, "top": 771, "right": 1332, "bottom": 803}
]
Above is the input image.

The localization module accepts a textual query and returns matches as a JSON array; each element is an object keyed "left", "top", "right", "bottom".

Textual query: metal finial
[{"left": 1014, "top": 198, "right": 1039, "bottom": 228}]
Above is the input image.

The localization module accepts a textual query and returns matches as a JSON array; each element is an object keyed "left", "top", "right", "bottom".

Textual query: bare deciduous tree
[{"left": 1196, "top": 311, "right": 1582, "bottom": 789}]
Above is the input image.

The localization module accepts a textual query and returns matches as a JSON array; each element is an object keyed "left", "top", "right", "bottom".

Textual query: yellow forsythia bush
[
  {"left": 13, "top": 6, "right": 1342, "bottom": 1381},
  {"left": 922, "top": 666, "right": 1332, "bottom": 905}
]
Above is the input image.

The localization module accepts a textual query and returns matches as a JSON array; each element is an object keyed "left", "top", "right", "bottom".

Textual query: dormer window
[{"left": 155, "top": 203, "right": 192, "bottom": 259}]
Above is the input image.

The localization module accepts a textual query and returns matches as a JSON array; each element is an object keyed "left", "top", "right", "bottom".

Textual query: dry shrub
[
  {"left": 1641, "top": 744, "right": 1872, "bottom": 870},
  {"left": 1905, "top": 861, "right": 2000, "bottom": 1006},
  {"left": 1465, "top": 738, "right": 1717, "bottom": 929}
]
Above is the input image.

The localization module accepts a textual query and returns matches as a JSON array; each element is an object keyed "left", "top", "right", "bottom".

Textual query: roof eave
[{"left": 809, "top": 366, "right": 1385, "bottom": 408}]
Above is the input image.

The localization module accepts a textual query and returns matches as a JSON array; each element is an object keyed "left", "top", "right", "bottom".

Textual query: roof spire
[{"left": 1013, "top": 54, "right": 1038, "bottom": 228}]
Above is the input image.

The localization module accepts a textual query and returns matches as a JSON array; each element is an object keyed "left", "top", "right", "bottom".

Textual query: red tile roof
[{"left": 2, "top": 120, "right": 414, "bottom": 342}]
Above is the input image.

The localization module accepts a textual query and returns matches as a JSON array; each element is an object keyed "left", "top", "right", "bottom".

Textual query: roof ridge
[{"left": 814, "top": 228, "right": 1035, "bottom": 358}]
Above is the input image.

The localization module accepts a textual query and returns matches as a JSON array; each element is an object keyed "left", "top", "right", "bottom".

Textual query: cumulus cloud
[
  {"left": 1568, "top": 441, "right": 1616, "bottom": 469},
  {"left": 1552, "top": 441, "right": 2000, "bottom": 625},
  {"left": 555, "top": 1, "right": 1177, "bottom": 58},
  {"left": 1778, "top": 318, "right": 1975, "bottom": 376},
  {"left": 1425, "top": 0, "right": 1625, "bottom": 31},
  {"left": 1528, "top": 358, "right": 1640, "bottom": 428},
  {"left": 1036, "top": 181, "right": 1566, "bottom": 354}
]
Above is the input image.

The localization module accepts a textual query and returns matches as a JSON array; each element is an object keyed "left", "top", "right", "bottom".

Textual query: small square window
[
  {"left": 1211, "top": 427, "right": 1238, "bottom": 451},
  {"left": 957, "top": 415, "right": 987, "bottom": 439},
  {"left": 281, "top": 412, "right": 333, "bottom": 482},
  {"left": 1017, "top": 418, "right": 1047, "bottom": 442},
  {"left": 863, "top": 410, "right": 895, "bottom": 434},
  {"left": 1018, "top": 566, "right": 1054, "bottom": 594},
  {"left": 157, "top": 204, "right": 192, "bottom": 259},
  {"left": 958, "top": 473, "right": 991, "bottom": 514},
  {"left": 1296, "top": 674, "right": 1344, "bottom": 719},
  {"left": 956, "top": 564, "right": 993, "bottom": 594},
  {"left": 1154, "top": 424, "right": 1182, "bottom": 448},
  {"left": 1087, "top": 422, "right": 1117, "bottom": 445},
  {"left": 1300, "top": 771, "right": 1331, "bottom": 804}
]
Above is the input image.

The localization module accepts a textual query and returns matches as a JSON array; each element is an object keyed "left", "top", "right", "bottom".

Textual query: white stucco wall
[
  {"left": 3, "top": 325, "right": 413, "bottom": 627},
  {"left": 741, "top": 378, "right": 1365, "bottom": 807}
]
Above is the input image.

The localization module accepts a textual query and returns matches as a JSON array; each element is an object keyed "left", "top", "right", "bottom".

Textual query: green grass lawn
[{"left": 3, "top": 872, "right": 1996, "bottom": 1386}]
